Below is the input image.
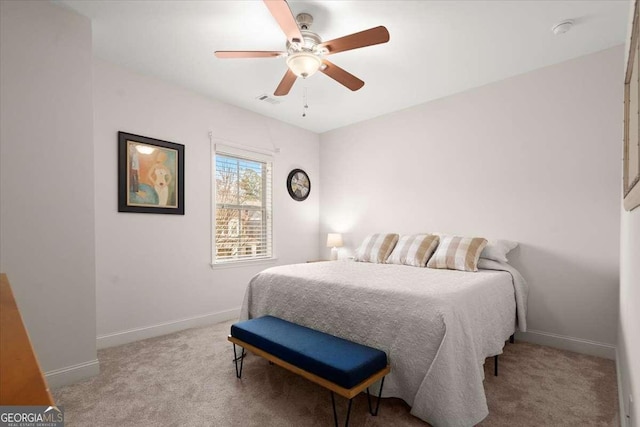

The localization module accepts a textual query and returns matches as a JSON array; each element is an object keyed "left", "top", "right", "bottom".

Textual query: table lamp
[{"left": 326, "top": 233, "right": 343, "bottom": 260}]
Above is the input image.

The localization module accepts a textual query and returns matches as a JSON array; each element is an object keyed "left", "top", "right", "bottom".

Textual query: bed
[{"left": 239, "top": 258, "right": 528, "bottom": 427}]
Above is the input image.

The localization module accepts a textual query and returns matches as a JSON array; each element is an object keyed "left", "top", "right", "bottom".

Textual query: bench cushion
[{"left": 231, "top": 316, "right": 388, "bottom": 389}]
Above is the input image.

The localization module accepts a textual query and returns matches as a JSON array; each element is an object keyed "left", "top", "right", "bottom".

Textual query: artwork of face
[{"left": 126, "top": 141, "right": 178, "bottom": 207}]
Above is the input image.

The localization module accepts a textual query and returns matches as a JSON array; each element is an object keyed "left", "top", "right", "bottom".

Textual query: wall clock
[{"left": 287, "top": 169, "right": 310, "bottom": 201}]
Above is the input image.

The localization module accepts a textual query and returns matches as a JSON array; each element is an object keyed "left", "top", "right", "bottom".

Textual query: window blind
[{"left": 213, "top": 150, "right": 273, "bottom": 264}]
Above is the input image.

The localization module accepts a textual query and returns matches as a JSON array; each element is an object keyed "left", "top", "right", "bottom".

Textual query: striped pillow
[
  {"left": 426, "top": 235, "right": 488, "bottom": 272},
  {"left": 386, "top": 234, "right": 440, "bottom": 267},
  {"left": 355, "top": 233, "right": 399, "bottom": 263}
]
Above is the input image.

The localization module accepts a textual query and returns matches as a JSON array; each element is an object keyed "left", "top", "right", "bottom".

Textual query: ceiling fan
[{"left": 214, "top": 0, "right": 390, "bottom": 96}]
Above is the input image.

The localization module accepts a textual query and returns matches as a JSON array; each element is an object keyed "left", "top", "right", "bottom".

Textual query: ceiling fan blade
[
  {"left": 318, "top": 26, "right": 390, "bottom": 55},
  {"left": 274, "top": 69, "right": 297, "bottom": 96},
  {"left": 263, "top": 0, "right": 303, "bottom": 44},
  {"left": 320, "top": 60, "right": 364, "bottom": 91},
  {"left": 215, "top": 51, "right": 284, "bottom": 59}
]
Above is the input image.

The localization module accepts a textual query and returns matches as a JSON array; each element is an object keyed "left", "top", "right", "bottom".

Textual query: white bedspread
[{"left": 240, "top": 259, "right": 528, "bottom": 427}]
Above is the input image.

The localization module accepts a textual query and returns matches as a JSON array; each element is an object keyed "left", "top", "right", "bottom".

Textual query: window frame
[{"left": 212, "top": 143, "right": 275, "bottom": 267}]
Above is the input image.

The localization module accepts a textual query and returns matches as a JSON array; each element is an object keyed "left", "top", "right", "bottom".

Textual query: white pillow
[
  {"left": 386, "top": 234, "right": 439, "bottom": 267},
  {"left": 480, "top": 239, "right": 518, "bottom": 263}
]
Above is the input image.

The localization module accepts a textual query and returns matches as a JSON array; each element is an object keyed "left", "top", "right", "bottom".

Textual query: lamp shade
[
  {"left": 286, "top": 52, "right": 322, "bottom": 78},
  {"left": 326, "top": 233, "right": 343, "bottom": 248}
]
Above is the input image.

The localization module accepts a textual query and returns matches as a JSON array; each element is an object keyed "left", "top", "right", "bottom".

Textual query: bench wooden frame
[{"left": 228, "top": 335, "right": 390, "bottom": 426}]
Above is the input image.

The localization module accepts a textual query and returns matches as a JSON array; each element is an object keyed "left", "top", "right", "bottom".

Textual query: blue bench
[{"left": 229, "top": 316, "right": 390, "bottom": 426}]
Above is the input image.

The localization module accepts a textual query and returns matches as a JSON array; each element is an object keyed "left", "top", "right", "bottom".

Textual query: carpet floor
[{"left": 53, "top": 320, "right": 618, "bottom": 426}]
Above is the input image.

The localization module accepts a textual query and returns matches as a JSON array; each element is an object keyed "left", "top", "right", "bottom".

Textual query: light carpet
[{"left": 53, "top": 320, "right": 618, "bottom": 426}]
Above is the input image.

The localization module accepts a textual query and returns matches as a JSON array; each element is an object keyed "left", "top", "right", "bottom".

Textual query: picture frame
[
  {"left": 118, "top": 132, "right": 185, "bottom": 214},
  {"left": 624, "top": 0, "right": 640, "bottom": 212}
]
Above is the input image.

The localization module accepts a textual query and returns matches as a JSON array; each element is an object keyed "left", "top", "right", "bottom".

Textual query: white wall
[
  {"left": 320, "top": 46, "right": 623, "bottom": 358},
  {"left": 619, "top": 209, "right": 640, "bottom": 425},
  {"left": 618, "top": 1, "right": 640, "bottom": 424},
  {"left": 93, "top": 60, "right": 320, "bottom": 346},
  {"left": 0, "top": 1, "right": 98, "bottom": 386}
]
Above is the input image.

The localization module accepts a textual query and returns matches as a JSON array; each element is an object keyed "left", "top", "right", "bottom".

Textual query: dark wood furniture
[{"left": 0, "top": 273, "right": 54, "bottom": 405}]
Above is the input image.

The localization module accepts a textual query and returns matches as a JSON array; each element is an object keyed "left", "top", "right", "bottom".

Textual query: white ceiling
[{"left": 58, "top": 0, "right": 629, "bottom": 134}]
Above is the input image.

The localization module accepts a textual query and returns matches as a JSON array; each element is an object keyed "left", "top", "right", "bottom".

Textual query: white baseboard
[
  {"left": 515, "top": 329, "right": 616, "bottom": 360},
  {"left": 96, "top": 307, "right": 240, "bottom": 349},
  {"left": 46, "top": 359, "right": 100, "bottom": 389}
]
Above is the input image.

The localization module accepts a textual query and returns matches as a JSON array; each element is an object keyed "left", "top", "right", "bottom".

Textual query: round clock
[{"left": 287, "top": 169, "right": 311, "bottom": 201}]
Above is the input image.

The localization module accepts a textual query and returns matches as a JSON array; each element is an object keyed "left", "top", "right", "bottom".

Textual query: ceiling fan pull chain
[{"left": 302, "top": 87, "right": 309, "bottom": 117}]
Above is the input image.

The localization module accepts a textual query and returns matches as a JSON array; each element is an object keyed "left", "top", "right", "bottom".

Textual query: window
[{"left": 213, "top": 146, "right": 273, "bottom": 264}]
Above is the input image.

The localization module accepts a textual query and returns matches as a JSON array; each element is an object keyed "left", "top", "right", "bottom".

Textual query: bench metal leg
[
  {"left": 345, "top": 398, "right": 353, "bottom": 426},
  {"left": 366, "top": 376, "right": 386, "bottom": 416},
  {"left": 331, "top": 392, "right": 338, "bottom": 427},
  {"left": 232, "top": 343, "right": 245, "bottom": 379},
  {"left": 330, "top": 392, "right": 353, "bottom": 427}
]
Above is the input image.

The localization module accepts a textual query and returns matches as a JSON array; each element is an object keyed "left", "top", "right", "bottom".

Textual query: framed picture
[
  {"left": 624, "top": 0, "right": 640, "bottom": 212},
  {"left": 118, "top": 132, "right": 185, "bottom": 214}
]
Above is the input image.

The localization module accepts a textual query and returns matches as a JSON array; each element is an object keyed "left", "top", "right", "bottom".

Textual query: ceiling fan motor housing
[{"left": 287, "top": 13, "right": 322, "bottom": 53}]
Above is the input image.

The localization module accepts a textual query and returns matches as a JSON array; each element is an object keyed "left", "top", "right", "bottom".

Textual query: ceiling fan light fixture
[{"left": 286, "top": 52, "right": 322, "bottom": 78}]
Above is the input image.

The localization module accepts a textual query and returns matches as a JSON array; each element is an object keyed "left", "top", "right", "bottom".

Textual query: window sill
[{"left": 210, "top": 257, "right": 278, "bottom": 270}]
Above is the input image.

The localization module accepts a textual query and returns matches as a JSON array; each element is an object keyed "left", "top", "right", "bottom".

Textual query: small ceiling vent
[{"left": 256, "top": 94, "right": 281, "bottom": 105}]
